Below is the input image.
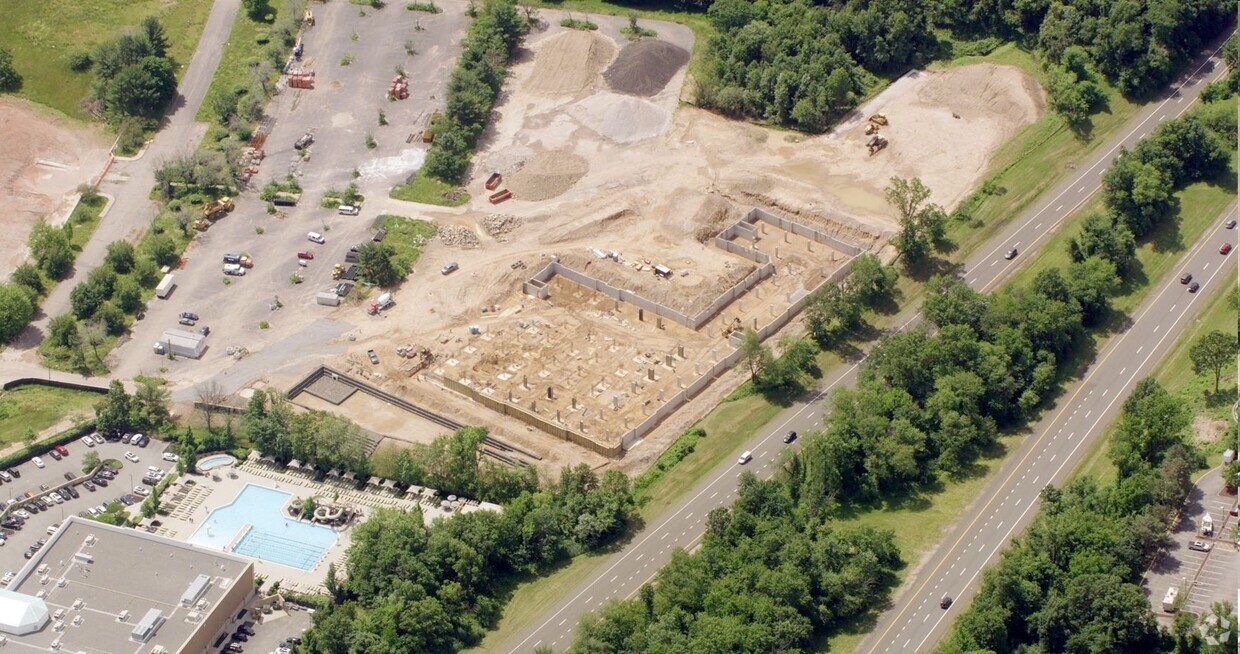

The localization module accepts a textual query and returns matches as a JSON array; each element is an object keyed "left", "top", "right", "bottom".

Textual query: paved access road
[{"left": 504, "top": 32, "right": 1235, "bottom": 653}]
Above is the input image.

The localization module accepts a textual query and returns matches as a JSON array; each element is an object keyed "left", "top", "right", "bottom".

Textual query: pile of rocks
[
  {"left": 439, "top": 225, "right": 480, "bottom": 248},
  {"left": 483, "top": 213, "right": 522, "bottom": 239}
]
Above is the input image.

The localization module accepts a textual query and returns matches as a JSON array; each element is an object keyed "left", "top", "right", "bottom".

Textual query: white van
[
  {"left": 337, "top": 205, "right": 360, "bottom": 216},
  {"left": 307, "top": 232, "right": 326, "bottom": 244},
  {"left": 223, "top": 263, "right": 246, "bottom": 276}
]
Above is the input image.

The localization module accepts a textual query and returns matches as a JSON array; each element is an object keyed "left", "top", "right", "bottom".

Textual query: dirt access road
[{"left": 0, "top": 0, "right": 242, "bottom": 361}]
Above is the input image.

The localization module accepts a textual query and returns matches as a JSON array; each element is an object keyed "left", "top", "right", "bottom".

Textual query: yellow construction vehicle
[
  {"left": 331, "top": 263, "right": 345, "bottom": 280},
  {"left": 867, "top": 135, "right": 889, "bottom": 156},
  {"left": 869, "top": 113, "right": 888, "bottom": 126},
  {"left": 191, "top": 218, "right": 210, "bottom": 232},
  {"left": 304, "top": 8, "right": 315, "bottom": 27},
  {"left": 864, "top": 122, "right": 878, "bottom": 135},
  {"left": 202, "top": 196, "right": 234, "bottom": 221}
]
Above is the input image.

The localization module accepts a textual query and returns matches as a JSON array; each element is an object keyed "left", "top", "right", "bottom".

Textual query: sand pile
[
  {"left": 603, "top": 40, "right": 689, "bottom": 97},
  {"left": 507, "top": 150, "right": 589, "bottom": 201},
  {"left": 569, "top": 93, "right": 671, "bottom": 144},
  {"left": 526, "top": 31, "right": 616, "bottom": 96},
  {"left": 915, "top": 64, "right": 1044, "bottom": 129},
  {"left": 483, "top": 213, "right": 522, "bottom": 238}
]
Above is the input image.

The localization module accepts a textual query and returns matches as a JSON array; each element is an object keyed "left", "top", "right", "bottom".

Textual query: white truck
[
  {"left": 223, "top": 263, "right": 246, "bottom": 276},
  {"left": 155, "top": 274, "right": 175, "bottom": 299},
  {"left": 367, "top": 292, "right": 393, "bottom": 314}
]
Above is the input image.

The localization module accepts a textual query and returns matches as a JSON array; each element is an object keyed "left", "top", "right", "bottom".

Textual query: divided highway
[{"left": 503, "top": 35, "right": 1235, "bottom": 653}]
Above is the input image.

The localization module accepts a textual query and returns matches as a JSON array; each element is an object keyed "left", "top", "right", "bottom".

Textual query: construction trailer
[
  {"left": 155, "top": 274, "right": 175, "bottom": 299},
  {"left": 316, "top": 291, "right": 340, "bottom": 307},
  {"left": 154, "top": 329, "right": 207, "bottom": 359}
]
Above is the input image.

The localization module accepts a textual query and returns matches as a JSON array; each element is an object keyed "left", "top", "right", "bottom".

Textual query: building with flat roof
[
  {"left": 156, "top": 328, "right": 207, "bottom": 359},
  {"left": 4, "top": 517, "right": 253, "bottom": 653}
]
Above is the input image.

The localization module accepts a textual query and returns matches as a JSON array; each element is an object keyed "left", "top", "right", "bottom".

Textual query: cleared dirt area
[
  {"left": 0, "top": 98, "right": 111, "bottom": 276},
  {"left": 312, "top": 13, "right": 1045, "bottom": 469}
]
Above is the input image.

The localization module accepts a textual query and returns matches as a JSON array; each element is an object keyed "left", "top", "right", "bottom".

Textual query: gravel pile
[
  {"left": 439, "top": 225, "right": 480, "bottom": 248},
  {"left": 603, "top": 40, "right": 689, "bottom": 97},
  {"left": 569, "top": 93, "right": 671, "bottom": 144},
  {"left": 483, "top": 213, "right": 523, "bottom": 238},
  {"left": 507, "top": 150, "right": 589, "bottom": 201}
]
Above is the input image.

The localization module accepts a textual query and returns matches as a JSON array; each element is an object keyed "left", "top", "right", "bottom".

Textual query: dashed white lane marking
[{"left": 1056, "top": 205, "right": 1063, "bottom": 211}]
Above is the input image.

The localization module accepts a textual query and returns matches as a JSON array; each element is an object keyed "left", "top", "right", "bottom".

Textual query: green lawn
[
  {"left": 0, "top": 385, "right": 101, "bottom": 445},
  {"left": 378, "top": 214, "right": 438, "bottom": 273},
  {"left": 0, "top": 0, "right": 213, "bottom": 119},
  {"left": 389, "top": 176, "right": 470, "bottom": 207},
  {"left": 194, "top": 6, "right": 276, "bottom": 123}
]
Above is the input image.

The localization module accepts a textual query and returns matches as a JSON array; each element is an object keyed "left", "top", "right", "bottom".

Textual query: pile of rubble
[
  {"left": 439, "top": 225, "right": 480, "bottom": 248},
  {"left": 483, "top": 213, "right": 522, "bottom": 239}
]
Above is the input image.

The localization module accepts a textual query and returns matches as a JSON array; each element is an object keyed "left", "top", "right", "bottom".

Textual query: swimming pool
[
  {"left": 197, "top": 454, "right": 236, "bottom": 471},
  {"left": 189, "top": 484, "right": 337, "bottom": 570}
]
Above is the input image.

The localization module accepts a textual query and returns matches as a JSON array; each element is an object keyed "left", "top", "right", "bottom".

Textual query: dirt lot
[{"left": 0, "top": 98, "right": 111, "bottom": 276}]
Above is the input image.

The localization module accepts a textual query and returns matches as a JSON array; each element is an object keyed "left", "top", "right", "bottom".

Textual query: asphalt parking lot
[
  {"left": 1144, "top": 467, "right": 1239, "bottom": 621},
  {"left": 114, "top": 0, "right": 471, "bottom": 385},
  {"left": 235, "top": 606, "right": 312, "bottom": 654},
  {"left": 0, "top": 437, "right": 173, "bottom": 581}
]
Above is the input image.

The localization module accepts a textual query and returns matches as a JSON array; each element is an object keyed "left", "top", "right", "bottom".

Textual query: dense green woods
[
  {"left": 694, "top": 0, "right": 1233, "bottom": 131},
  {"left": 304, "top": 465, "right": 636, "bottom": 653}
]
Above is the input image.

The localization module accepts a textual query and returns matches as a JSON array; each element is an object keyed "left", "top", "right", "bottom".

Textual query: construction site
[{"left": 256, "top": 9, "right": 1045, "bottom": 473}]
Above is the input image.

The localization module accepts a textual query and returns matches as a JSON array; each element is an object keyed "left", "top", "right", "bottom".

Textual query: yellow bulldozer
[
  {"left": 869, "top": 113, "right": 888, "bottom": 126},
  {"left": 867, "top": 135, "right": 889, "bottom": 156},
  {"left": 203, "top": 196, "right": 234, "bottom": 221},
  {"left": 331, "top": 263, "right": 345, "bottom": 280}
]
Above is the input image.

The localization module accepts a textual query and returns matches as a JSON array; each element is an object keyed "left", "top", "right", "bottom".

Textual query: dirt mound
[
  {"left": 604, "top": 40, "right": 689, "bottom": 97},
  {"left": 690, "top": 196, "right": 743, "bottom": 243},
  {"left": 915, "top": 64, "right": 1045, "bottom": 130},
  {"left": 507, "top": 150, "right": 589, "bottom": 201},
  {"left": 569, "top": 92, "right": 671, "bottom": 144},
  {"left": 526, "top": 31, "right": 616, "bottom": 96}
]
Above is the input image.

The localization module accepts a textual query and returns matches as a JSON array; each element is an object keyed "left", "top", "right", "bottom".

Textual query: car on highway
[
  {"left": 1004, "top": 247, "right": 1018, "bottom": 260},
  {"left": 737, "top": 450, "right": 753, "bottom": 465},
  {"left": 441, "top": 262, "right": 459, "bottom": 275},
  {"left": 1188, "top": 540, "right": 1212, "bottom": 552},
  {"left": 783, "top": 431, "right": 797, "bottom": 444},
  {"left": 31, "top": 457, "right": 44, "bottom": 469},
  {"left": 1221, "top": 243, "right": 1233, "bottom": 255},
  {"left": 1180, "top": 273, "right": 1193, "bottom": 284},
  {"left": 1188, "top": 282, "right": 1200, "bottom": 293},
  {"left": 367, "top": 350, "right": 379, "bottom": 365},
  {"left": 940, "top": 596, "right": 953, "bottom": 609},
  {"left": 124, "top": 452, "right": 139, "bottom": 463},
  {"left": 1226, "top": 219, "right": 1237, "bottom": 229}
]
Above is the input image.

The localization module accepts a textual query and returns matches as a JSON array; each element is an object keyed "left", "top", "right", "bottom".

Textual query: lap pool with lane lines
[{"left": 189, "top": 484, "right": 337, "bottom": 570}]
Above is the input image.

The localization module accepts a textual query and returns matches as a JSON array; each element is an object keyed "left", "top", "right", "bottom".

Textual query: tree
[
  {"left": 1032, "top": 573, "right": 1160, "bottom": 653},
  {"left": 1068, "top": 212, "right": 1136, "bottom": 272},
  {"left": 112, "top": 277, "right": 142, "bottom": 313},
  {"left": 1109, "top": 378, "right": 1192, "bottom": 477},
  {"left": 104, "top": 240, "right": 136, "bottom": 273},
  {"left": 95, "top": 303, "right": 127, "bottom": 336},
  {"left": 803, "top": 283, "right": 862, "bottom": 347},
  {"left": 105, "top": 56, "right": 177, "bottom": 118},
  {"left": 242, "top": 0, "right": 270, "bottom": 21},
  {"left": 0, "top": 283, "right": 34, "bottom": 343},
  {"left": 140, "top": 16, "right": 170, "bottom": 59},
  {"left": 844, "top": 253, "right": 898, "bottom": 306},
  {"left": 1190, "top": 330, "right": 1237, "bottom": 393},
  {"left": 81, "top": 451, "right": 102, "bottom": 475},
  {"left": 886, "top": 176, "right": 947, "bottom": 264},
  {"left": 47, "top": 314, "right": 80, "bottom": 349},
  {"left": 357, "top": 242, "right": 403, "bottom": 287},
  {"left": 738, "top": 328, "right": 771, "bottom": 383},
  {"left": 94, "top": 380, "right": 133, "bottom": 436},
  {"left": 28, "top": 219, "right": 73, "bottom": 279},
  {"left": 195, "top": 381, "right": 227, "bottom": 434},
  {"left": 70, "top": 277, "right": 109, "bottom": 319},
  {"left": 0, "top": 46, "right": 21, "bottom": 93},
  {"left": 80, "top": 320, "right": 107, "bottom": 364},
  {"left": 10, "top": 263, "right": 43, "bottom": 297},
  {"left": 146, "top": 233, "right": 179, "bottom": 267},
  {"left": 132, "top": 378, "right": 171, "bottom": 433}
]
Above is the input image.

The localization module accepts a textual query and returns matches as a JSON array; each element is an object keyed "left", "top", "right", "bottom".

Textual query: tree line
[
  {"left": 421, "top": 0, "right": 526, "bottom": 184},
  {"left": 242, "top": 389, "right": 373, "bottom": 477},
  {"left": 692, "top": 0, "right": 1233, "bottom": 132},
  {"left": 377, "top": 427, "right": 540, "bottom": 504},
  {"left": 303, "top": 464, "right": 637, "bottom": 653},
  {"left": 942, "top": 378, "right": 1236, "bottom": 654}
]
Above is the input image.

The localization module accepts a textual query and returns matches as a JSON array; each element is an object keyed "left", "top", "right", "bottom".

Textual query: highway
[{"left": 502, "top": 34, "right": 1235, "bottom": 654}]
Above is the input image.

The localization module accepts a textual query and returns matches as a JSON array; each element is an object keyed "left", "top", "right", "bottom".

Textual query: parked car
[
  {"left": 1189, "top": 540, "right": 1212, "bottom": 552},
  {"left": 93, "top": 477, "right": 108, "bottom": 488},
  {"left": 199, "top": 326, "right": 210, "bottom": 336},
  {"left": 296, "top": 250, "right": 315, "bottom": 260},
  {"left": 46, "top": 523, "right": 60, "bottom": 536},
  {"left": 64, "top": 487, "right": 79, "bottom": 499},
  {"left": 119, "top": 496, "right": 134, "bottom": 506},
  {"left": 440, "top": 262, "right": 459, "bottom": 275},
  {"left": 737, "top": 451, "right": 753, "bottom": 465},
  {"left": 179, "top": 316, "right": 196, "bottom": 326},
  {"left": 0, "top": 471, "right": 11, "bottom": 482},
  {"left": 31, "top": 457, "right": 44, "bottom": 469},
  {"left": 82, "top": 481, "right": 96, "bottom": 492},
  {"left": 48, "top": 450, "right": 62, "bottom": 461},
  {"left": 124, "top": 452, "right": 139, "bottom": 463},
  {"left": 14, "top": 511, "right": 29, "bottom": 521},
  {"left": 337, "top": 205, "right": 360, "bottom": 216},
  {"left": 2, "top": 572, "right": 15, "bottom": 585},
  {"left": 180, "top": 312, "right": 200, "bottom": 321},
  {"left": 7, "top": 469, "right": 19, "bottom": 479},
  {"left": 135, "top": 435, "right": 149, "bottom": 448},
  {"left": 121, "top": 434, "right": 132, "bottom": 444},
  {"left": 52, "top": 445, "right": 68, "bottom": 457},
  {"left": 81, "top": 436, "right": 95, "bottom": 448},
  {"left": 307, "top": 231, "right": 326, "bottom": 244},
  {"left": 162, "top": 453, "right": 179, "bottom": 463},
  {"left": 63, "top": 472, "right": 75, "bottom": 482},
  {"left": 367, "top": 349, "right": 379, "bottom": 365},
  {"left": 133, "top": 486, "right": 150, "bottom": 497}
]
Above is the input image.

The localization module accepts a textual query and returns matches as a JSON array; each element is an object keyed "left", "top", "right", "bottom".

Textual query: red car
[
  {"left": 297, "top": 251, "right": 315, "bottom": 260},
  {"left": 52, "top": 445, "right": 68, "bottom": 457},
  {"left": 1222, "top": 243, "right": 1233, "bottom": 255}
]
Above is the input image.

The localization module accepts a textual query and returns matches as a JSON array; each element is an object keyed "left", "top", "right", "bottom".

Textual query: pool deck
[{"left": 136, "top": 459, "right": 497, "bottom": 595}]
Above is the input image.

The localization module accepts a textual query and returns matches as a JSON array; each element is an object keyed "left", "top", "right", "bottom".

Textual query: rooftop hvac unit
[
  {"left": 186, "top": 611, "right": 201, "bottom": 622},
  {"left": 73, "top": 552, "right": 93, "bottom": 564},
  {"left": 49, "top": 637, "right": 60, "bottom": 650},
  {"left": 72, "top": 615, "right": 82, "bottom": 626},
  {"left": 39, "top": 575, "right": 49, "bottom": 585},
  {"left": 53, "top": 621, "right": 64, "bottom": 632},
  {"left": 84, "top": 535, "right": 96, "bottom": 546},
  {"left": 56, "top": 578, "right": 66, "bottom": 587}
]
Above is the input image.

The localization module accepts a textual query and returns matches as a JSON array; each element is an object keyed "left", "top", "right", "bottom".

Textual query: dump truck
[
  {"left": 867, "top": 135, "right": 888, "bottom": 156},
  {"left": 367, "top": 292, "right": 394, "bottom": 315},
  {"left": 203, "top": 197, "right": 234, "bottom": 220}
]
